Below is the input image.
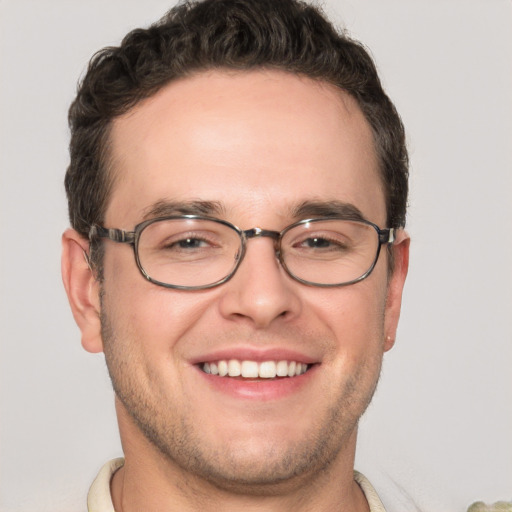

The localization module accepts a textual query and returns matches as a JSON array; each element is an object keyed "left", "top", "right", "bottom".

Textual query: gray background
[{"left": 1, "top": 1, "right": 511, "bottom": 511}]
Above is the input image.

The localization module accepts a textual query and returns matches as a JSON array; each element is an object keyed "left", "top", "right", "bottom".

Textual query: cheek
[
  {"left": 103, "top": 249, "right": 222, "bottom": 356},
  {"left": 307, "top": 277, "right": 388, "bottom": 358}
]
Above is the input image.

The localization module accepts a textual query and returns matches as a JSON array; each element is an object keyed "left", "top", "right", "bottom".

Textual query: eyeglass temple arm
[
  {"left": 89, "top": 225, "right": 136, "bottom": 244},
  {"left": 379, "top": 228, "right": 395, "bottom": 245}
]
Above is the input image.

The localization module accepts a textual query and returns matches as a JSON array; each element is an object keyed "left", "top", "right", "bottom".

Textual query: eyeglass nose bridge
[
  {"left": 242, "top": 227, "right": 280, "bottom": 240},
  {"left": 238, "top": 227, "right": 283, "bottom": 268}
]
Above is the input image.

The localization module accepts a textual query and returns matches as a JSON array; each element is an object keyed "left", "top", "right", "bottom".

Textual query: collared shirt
[{"left": 87, "top": 458, "right": 387, "bottom": 512}]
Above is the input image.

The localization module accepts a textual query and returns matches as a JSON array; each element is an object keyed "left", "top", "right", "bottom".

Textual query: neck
[{"left": 112, "top": 409, "right": 369, "bottom": 512}]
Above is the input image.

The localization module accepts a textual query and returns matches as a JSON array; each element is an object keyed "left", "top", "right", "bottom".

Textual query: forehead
[{"left": 106, "top": 69, "right": 385, "bottom": 227}]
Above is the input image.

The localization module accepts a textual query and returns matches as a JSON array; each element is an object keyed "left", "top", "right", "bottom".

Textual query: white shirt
[{"left": 87, "top": 458, "right": 387, "bottom": 512}]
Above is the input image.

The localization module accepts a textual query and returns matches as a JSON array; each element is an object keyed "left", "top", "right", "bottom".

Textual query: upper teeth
[{"left": 202, "top": 360, "right": 309, "bottom": 378}]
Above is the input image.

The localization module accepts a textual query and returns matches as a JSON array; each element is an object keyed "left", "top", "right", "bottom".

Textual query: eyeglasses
[{"left": 89, "top": 215, "right": 395, "bottom": 290}]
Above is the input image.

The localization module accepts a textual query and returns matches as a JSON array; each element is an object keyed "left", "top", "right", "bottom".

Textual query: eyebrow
[
  {"left": 141, "top": 199, "right": 226, "bottom": 220},
  {"left": 140, "top": 198, "right": 366, "bottom": 223},
  {"left": 291, "top": 200, "right": 366, "bottom": 222}
]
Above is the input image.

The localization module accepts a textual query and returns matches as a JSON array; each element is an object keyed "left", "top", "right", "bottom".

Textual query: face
[{"left": 72, "top": 70, "right": 408, "bottom": 491}]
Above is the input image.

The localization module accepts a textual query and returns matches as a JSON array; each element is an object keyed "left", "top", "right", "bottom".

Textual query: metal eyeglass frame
[{"left": 88, "top": 215, "right": 395, "bottom": 290}]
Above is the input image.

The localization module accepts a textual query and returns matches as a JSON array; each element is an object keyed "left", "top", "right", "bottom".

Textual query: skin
[{"left": 62, "top": 69, "right": 409, "bottom": 511}]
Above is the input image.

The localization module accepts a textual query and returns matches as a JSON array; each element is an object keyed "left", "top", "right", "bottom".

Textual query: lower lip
[{"left": 197, "top": 365, "right": 317, "bottom": 401}]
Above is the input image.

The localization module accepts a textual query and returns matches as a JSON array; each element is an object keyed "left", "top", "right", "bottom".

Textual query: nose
[{"left": 217, "top": 236, "right": 302, "bottom": 329}]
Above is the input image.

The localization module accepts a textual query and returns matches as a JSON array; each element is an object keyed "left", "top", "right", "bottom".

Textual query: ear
[
  {"left": 383, "top": 231, "right": 410, "bottom": 352},
  {"left": 61, "top": 228, "right": 104, "bottom": 353}
]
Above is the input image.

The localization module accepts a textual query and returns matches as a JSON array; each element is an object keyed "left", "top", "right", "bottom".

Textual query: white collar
[{"left": 88, "top": 458, "right": 387, "bottom": 512}]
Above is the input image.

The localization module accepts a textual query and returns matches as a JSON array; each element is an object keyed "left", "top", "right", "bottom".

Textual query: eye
[
  {"left": 152, "top": 231, "right": 224, "bottom": 263},
  {"left": 294, "top": 233, "right": 349, "bottom": 252},
  {"left": 171, "top": 237, "right": 210, "bottom": 249},
  {"left": 300, "top": 237, "right": 337, "bottom": 249},
  {"left": 160, "top": 232, "right": 218, "bottom": 252}
]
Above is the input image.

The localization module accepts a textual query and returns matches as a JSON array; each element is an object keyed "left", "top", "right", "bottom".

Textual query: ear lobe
[
  {"left": 383, "top": 232, "right": 410, "bottom": 352},
  {"left": 61, "top": 228, "right": 104, "bottom": 353}
]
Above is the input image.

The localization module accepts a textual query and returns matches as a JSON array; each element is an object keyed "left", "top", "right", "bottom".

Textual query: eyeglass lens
[{"left": 136, "top": 218, "right": 381, "bottom": 288}]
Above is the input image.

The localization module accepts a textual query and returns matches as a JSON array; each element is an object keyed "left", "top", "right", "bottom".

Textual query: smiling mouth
[{"left": 201, "top": 359, "right": 310, "bottom": 379}]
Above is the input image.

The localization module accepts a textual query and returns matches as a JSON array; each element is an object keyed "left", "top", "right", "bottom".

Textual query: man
[{"left": 61, "top": 0, "right": 409, "bottom": 510}]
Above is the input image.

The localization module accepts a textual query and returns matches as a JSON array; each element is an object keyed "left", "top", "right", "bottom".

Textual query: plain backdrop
[{"left": 1, "top": 1, "right": 511, "bottom": 511}]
